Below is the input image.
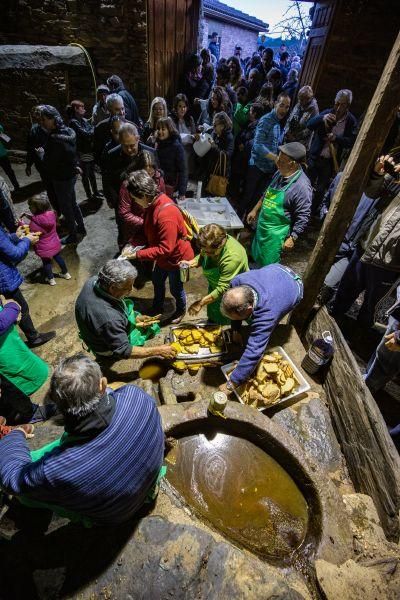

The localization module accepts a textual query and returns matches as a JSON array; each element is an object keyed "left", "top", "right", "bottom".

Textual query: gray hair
[
  {"left": 106, "top": 93, "right": 124, "bottom": 110},
  {"left": 97, "top": 259, "right": 138, "bottom": 292},
  {"left": 119, "top": 122, "right": 138, "bottom": 138},
  {"left": 287, "top": 68, "right": 298, "bottom": 82},
  {"left": 50, "top": 354, "right": 103, "bottom": 417},
  {"left": 221, "top": 285, "right": 254, "bottom": 318},
  {"left": 335, "top": 89, "right": 353, "bottom": 105}
]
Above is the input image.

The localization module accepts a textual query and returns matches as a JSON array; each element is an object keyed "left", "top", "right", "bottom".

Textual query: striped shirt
[{"left": 0, "top": 385, "right": 164, "bottom": 524}]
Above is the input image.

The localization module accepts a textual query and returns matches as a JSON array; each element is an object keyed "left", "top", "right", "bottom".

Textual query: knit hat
[
  {"left": 40, "top": 105, "right": 64, "bottom": 130},
  {"left": 97, "top": 84, "right": 110, "bottom": 94}
]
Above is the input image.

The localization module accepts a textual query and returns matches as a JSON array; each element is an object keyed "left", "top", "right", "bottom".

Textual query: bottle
[
  {"left": 301, "top": 331, "right": 334, "bottom": 375},
  {"left": 196, "top": 181, "right": 202, "bottom": 201}
]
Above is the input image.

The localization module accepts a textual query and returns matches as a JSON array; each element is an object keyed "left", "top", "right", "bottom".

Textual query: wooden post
[{"left": 291, "top": 30, "right": 400, "bottom": 328}]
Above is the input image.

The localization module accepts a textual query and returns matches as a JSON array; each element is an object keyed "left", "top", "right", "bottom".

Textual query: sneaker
[
  {"left": 59, "top": 272, "right": 71, "bottom": 280},
  {"left": 27, "top": 331, "right": 56, "bottom": 348},
  {"left": 29, "top": 403, "right": 58, "bottom": 424},
  {"left": 46, "top": 278, "right": 56, "bottom": 286}
]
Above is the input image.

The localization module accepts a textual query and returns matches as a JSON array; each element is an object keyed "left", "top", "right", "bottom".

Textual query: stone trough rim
[{"left": 159, "top": 399, "right": 353, "bottom": 567}]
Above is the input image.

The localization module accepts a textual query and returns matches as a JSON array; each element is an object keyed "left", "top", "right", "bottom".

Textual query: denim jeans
[
  {"left": 52, "top": 177, "right": 86, "bottom": 239},
  {"left": 152, "top": 265, "right": 186, "bottom": 314},
  {"left": 41, "top": 253, "right": 68, "bottom": 279},
  {"left": 364, "top": 317, "right": 400, "bottom": 392}
]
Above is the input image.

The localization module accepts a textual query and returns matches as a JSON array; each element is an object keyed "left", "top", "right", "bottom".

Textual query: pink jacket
[{"left": 28, "top": 211, "right": 62, "bottom": 259}]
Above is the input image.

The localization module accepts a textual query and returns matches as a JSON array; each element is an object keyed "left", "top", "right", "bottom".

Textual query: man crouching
[{"left": 0, "top": 354, "right": 165, "bottom": 525}]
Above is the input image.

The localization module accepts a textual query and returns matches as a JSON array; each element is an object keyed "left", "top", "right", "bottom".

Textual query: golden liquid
[
  {"left": 166, "top": 432, "right": 309, "bottom": 558},
  {"left": 139, "top": 360, "right": 168, "bottom": 382}
]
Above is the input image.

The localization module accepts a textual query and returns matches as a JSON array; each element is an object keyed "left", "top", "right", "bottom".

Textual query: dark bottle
[{"left": 302, "top": 331, "right": 334, "bottom": 375}]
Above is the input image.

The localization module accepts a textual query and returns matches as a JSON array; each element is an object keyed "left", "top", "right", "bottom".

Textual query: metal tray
[
  {"left": 167, "top": 320, "right": 229, "bottom": 361},
  {"left": 221, "top": 346, "right": 310, "bottom": 410}
]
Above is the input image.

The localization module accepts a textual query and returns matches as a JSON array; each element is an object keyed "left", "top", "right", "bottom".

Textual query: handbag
[
  {"left": 206, "top": 152, "right": 228, "bottom": 197},
  {"left": 193, "top": 132, "right": 213, "bottom": 157}
]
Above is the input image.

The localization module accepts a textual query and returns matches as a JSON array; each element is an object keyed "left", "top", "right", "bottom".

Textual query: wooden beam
[
  {"left": 305, "top": 307, "right": 400, "bottom": 541},
  {"left": 291, "top": 30, "right": 400, "bottom": 328}
]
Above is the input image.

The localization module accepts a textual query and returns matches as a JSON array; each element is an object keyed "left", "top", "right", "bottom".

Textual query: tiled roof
[{"left": 204, "top": 0, "right": 268, "bottom": 31}]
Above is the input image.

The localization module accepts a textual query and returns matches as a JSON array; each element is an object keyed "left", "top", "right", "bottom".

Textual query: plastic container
[{"left": 301, "top": 331, "right": 334, "bottom": 375}]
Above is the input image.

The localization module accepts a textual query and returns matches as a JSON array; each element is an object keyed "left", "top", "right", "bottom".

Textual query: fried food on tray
[
  {"left": 171, "top": 325, "right": 224, "bottom": 355},
  {"left": 238, "top": 352, "right": 300, "bottom": 409}
]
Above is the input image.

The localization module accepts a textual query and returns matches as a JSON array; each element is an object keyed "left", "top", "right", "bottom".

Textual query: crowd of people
[{"left": 0, "top": 38, "right": 399, "bottom": 528}]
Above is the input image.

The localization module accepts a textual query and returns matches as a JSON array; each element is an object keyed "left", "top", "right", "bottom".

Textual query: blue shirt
[
  {"left": 229, "top": 265, "right": 302, "bottom": 386},
  {"left": 0, "top": 385, "right": 164, "bottom": 525},
  {"left": 249, "top": 109, "right": 281, "bottom": 174}
]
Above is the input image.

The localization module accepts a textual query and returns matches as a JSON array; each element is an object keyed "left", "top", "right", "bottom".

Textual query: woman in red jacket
[{"left": 124, "top": 170, "right": 194, "bottom": 323}]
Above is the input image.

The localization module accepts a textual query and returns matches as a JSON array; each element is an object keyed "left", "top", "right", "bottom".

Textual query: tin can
[
  {"left": 210, "top": 391, "right": 227, "bottom": 413},
  {"left": 179, "top": 264, "right": 190, "bottom": 283}
]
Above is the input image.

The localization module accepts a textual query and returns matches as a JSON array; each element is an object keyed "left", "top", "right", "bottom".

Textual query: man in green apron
[
  {"left": 247, "top": 142, "right": 312, "bottom": 266},
  {"left": 180, "top": 224, "right": 248, "bottom": 325},
  {"left": 75, "top": 260, "right": 176, "bottom": 378}
]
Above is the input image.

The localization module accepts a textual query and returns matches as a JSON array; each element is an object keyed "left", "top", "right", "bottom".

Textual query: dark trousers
[
  {"left": 81, "top": 160, "right": 99, "bottom": 198},
  {"left": 0, "top": 375, "right": 35, "bottom": 423},
  {"left": 239, "top": 165, "right": 272, "bottom": 218},
  {"left": 41, "top": 253, "right": 68, "bottom": 279},
  {"left": 308, "top": 157, "right": 334, "bottom": 214},
  {"left": 331, "top": 246, "right": 398, "bottom": 327},
  {"left": 52, "top": 177, "right": 86, "bottom": 239},
  {"left": 4, "top": 287, "right": 38, "bottom": 341},
  {"left": 152, "top": 265, "right": 186, "bottom": 314},
  {"left": 0, "top": 188, "right": 17, "bottom": 231},
  {"left": 0, "top": 155, "right": 19, "bottom": 190}
]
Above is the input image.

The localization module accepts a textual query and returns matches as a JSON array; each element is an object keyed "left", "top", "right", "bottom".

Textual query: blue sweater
[
  {"left": 230, "top": 265, "right": 302, "bottom": 386},
  {"left": 0, "top": 226, "right": 30, "bottom": 293},
  {"left": 249, "top": 109, "right": 281, "bottom": 174},
  {"left": 0, "top": 385, "right": 164, "bottom": 525}
]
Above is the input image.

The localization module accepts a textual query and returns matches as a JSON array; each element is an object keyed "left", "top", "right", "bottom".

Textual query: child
[
  {"left": 155, "top": 117, "right": 188, "bottom": 200},
  {"left": 21, "top": 194, "right": 71, "bottom": 286}
]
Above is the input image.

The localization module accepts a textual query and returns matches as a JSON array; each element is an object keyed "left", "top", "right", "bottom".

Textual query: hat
[
  {"left": 278, "top": 142, "right": 307, "bottom": 162},
  {"left": 97, "top": 84, "right": 110, "bottom": 93}
]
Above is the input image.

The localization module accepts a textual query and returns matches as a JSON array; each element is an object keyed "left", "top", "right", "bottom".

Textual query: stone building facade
[
  {"left": 0, "top": 0, "right": 148, "bottom": 148},
  {"left": 201, "top": 0, "right": 267, "bottom": 60}
]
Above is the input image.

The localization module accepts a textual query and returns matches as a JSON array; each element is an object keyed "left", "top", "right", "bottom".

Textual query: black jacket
[
  {"left": 26, "top": 123, "right": 48, "bottom": 171},
  {"left": 94, "top": 117, "right": 134, "bottom": 164},
  {"left": 102, "top": 142, "right": 155, "bottom": 207},
  {"left": 114, "top": 85, "right": 141, "bottom": 126},
  {"left": 42, "top": 126, "right": 78, "bottom": 181},
  {"left": 75, "top": 276, "right": 132, "bottom": 358},
  {"left": 209, "top": 130, "right": 234, "bottom": 177},
  {"left": 307, "top": 109, "right": 358, "bottom": 165},
  {"left": 69, "top": 117, "right": 94, "bottom": 154},
  {"left": 156, "top": 136, "right": 188, "bottom": 196}
]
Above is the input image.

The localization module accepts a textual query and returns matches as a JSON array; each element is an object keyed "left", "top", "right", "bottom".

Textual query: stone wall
[
  {"left": 202, "top": 17, "right": 259, "bottom": 60},
  {"left": 0, "top": 0, "right": 149, "bottom": 149}
]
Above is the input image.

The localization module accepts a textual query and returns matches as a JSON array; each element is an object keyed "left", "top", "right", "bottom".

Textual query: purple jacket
[
  {"left": 28, "top": 211, "right": 61, "bottom": 259},
  {"left": 0, "top": 302, "right": 20, "bottom": 336}
]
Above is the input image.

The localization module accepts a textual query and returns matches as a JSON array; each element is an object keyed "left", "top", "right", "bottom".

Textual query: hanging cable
[{"left": 68, "top": 42, "right": 97, "bottom": 107}]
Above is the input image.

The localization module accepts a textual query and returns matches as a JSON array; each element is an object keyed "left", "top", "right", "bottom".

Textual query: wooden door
[
  {"left": 147, "top": 0, "right": 200, "bottom": 107},
  {"left": 298, "top": 1, "right": 337, "bottom": 91}
]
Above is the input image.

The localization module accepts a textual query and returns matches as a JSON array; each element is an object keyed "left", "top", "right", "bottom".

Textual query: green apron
[
  {"left": 202, "top": 254, "right": 231, "bottom": 326},
  {"left": 0, "top": 306, "right": 49, "bottom": 396},
  {"left": 123, "top": 298, "right": 160, "bottom": 346},
  {"left": 252, "top": 170, "right": 302, "bottom": 266}
]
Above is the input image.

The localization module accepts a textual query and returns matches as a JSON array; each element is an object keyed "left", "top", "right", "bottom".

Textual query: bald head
[{"left": 221, "top": 285, "right": 255, "bottom": 320}]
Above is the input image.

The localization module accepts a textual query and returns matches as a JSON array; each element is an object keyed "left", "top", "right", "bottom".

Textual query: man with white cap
[{"left": 247, "top": 141, "right": 312, "bottom": 266}]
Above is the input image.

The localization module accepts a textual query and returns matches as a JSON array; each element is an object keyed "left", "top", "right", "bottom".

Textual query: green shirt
[
  {"left": 199, "top": 234, "right": 249, "bottom": 300},
  {"left": 233, "top": 103, "right": 251, "bottom": 137}
]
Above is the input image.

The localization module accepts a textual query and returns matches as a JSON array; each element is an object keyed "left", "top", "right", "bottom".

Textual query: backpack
[{"left": 158, "top": 202, "right": 200, "bottom": 241}]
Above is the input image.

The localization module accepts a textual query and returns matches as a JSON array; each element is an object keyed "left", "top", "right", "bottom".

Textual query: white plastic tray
[
  {"left": 184, "top": 197, "right": 244, "bottom": 230},
  {"left": 221, "top": 346, "right": 310, "bottom": 410}
]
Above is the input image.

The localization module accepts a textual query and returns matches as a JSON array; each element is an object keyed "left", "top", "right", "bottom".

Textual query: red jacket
[
  {"left": 118, "top": 172, "right": 166, "bottom": 247},
  {"left": 136, "top": 194, "right": 194, "bottom": 270}
]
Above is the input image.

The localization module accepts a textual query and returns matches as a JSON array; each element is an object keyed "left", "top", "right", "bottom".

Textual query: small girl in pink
[{"left": 21, "top": 194, "right": 71, "bottom": 286}]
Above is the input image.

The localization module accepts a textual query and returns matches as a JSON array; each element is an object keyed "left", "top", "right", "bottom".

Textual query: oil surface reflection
[{"left": 166, "top": 432, "right": 309, "bottom": 558}]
